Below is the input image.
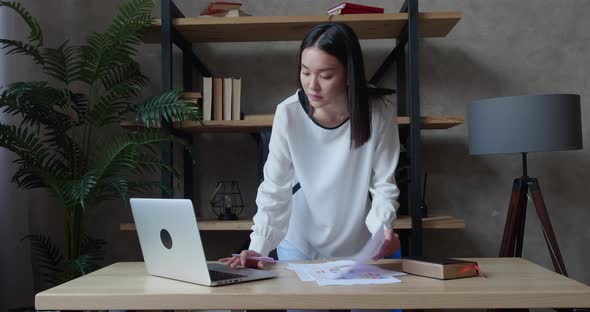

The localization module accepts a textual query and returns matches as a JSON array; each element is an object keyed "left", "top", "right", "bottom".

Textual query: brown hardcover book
[
  {"left": 231, "top": 78, "right": 241, "bottom": 120},
  {"left": 213, "top": 77, "right": 223, "bottom": 120},
  {"left": 243, "top": 114, "right": 273, "bottom": 122},
  {"left": 402, "top": 256, "right": 479, "bottom": 280},
  {"left": 179, "top": 92, "right": 202, "bottom": 99}
]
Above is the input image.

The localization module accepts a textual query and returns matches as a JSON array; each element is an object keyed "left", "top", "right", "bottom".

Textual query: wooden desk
[{"left": 35, "top": 258, "right": 590, "bottom": 310}]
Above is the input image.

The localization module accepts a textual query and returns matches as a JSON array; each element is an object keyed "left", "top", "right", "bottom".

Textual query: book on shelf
[
  {"left": 401, "top": 256, "right": 480, "bottom": 280},
  {"left": 223, "top": 77, "right": 233, "bottom": 120},
  {"left": 209, "top": 1, "right": 241, "bottom": 11},
  {"left": 202, "top": 76, "right": 243, "bottom": 122},
  {"left": 327, "top": 2, "right": 384, "bottom": 14},
  {"left": 243, "top": 114, "right": 273, "bottom": 122},
  {"left": 200, "top": 2, "right": 247, "bottom": 16},
  {"left": 201, "top": 8, "right": 251, "bottom": 17},
  {"left": 202, "top": 78, "right": 212, "bottom": 121},
  {"left": 179, "top": 92, "right": 202, "bottom": 115},
  {"left": 328, "top": 7, "right": 384, "bottom": 15},
  {"left": 179, "top": 92, "right": 202, "bottom": 100},
  {"left": 213, "top": 77, "right": 223, "bottom": 121},
  {"left": 231, "top": 78, "right": 241, "bottom": 120}
]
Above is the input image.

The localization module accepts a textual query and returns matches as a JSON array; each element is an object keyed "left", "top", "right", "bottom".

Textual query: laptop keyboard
[{"left": 209, "top": 270, "right": 246, "bottom": 281}]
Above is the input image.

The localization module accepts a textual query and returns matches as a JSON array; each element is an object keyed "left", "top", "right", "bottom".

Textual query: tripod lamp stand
[{"left": 467, "top": 94, "right": 583, "bottom": 276}]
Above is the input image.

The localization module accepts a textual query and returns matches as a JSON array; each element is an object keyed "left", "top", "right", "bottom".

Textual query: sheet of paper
[
  {"left": 286, "top": 260, "right": 405, "bottom": 286},
  {"left": 286, "top": 262, "right": 318, "bottom": 282},
  {"left": 334, "top": 224, "right": 385, "bottom": 277},
  {"left": 354, "top": 224, "right": 386, "bottom": 263},
  {"left": 282, "top": 225, "right": 405, "bottom": 286}
]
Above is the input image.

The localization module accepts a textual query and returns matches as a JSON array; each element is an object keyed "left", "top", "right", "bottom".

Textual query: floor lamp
[{"left": 467, "top": 94, "right": 583, "bottom": 276}]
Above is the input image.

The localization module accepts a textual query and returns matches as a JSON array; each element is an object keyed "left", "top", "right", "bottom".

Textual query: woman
[{"left": 220, "top": 22, "right": 401, "bottom": 269}]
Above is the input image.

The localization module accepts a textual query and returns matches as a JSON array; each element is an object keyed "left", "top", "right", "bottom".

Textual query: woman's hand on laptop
[{"left": 219, "top": 250, "right": 266, "bottom": 269}]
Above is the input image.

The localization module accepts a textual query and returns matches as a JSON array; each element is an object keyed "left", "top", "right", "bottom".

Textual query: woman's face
[{"left": 300, "top": 47, "right": 347, "bottom": 110}]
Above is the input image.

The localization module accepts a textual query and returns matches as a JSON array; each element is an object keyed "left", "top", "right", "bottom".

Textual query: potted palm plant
[{"left": 0, "top": 0, "right": 197, "bottom": 286}]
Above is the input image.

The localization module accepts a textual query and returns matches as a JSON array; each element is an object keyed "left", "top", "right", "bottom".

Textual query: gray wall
[
  {"left": 1, "top": 0, "right": 588, "bottom": 309},
  {"left": 1, "top": 2, "right": 38, "bottom": 309}
]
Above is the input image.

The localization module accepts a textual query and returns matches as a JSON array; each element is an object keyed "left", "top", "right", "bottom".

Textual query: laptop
[{"left": 130, "top": 198, "right": 278, "bottom": 286}]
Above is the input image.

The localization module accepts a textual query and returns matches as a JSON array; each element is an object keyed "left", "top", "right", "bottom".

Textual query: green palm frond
[
  {"left": 10, "top": 153, "right": 70, "bottom": 192},
  {"left": 0, "top": 1, "right": 43, "bottom": 45},
  {"left": 22, "top": 234, "right": 63, "bottom": 285},
  {"left": 70, "top": 172, "right": 99, "bottom": 209},
  {"left": 79, "top": 131, "right": 179, "bottom": 206},
  {"left": 0, "top": 124, "right": 51, "bottom": 167},
  {"left": 128, "top": 180, "right": 172, "bottom": 194},
  {"left": 23, "top": 234, "right": 105, "bottom": 286},
  {"left": 97, "top": 130, "right": 170, "bottom": 176},
  {"left": 56, "top": 255, "right": 96, "bottom": 284},
  {"left": 0, "top": 39, "right": 43, "bottom": 64},
  {"left": 1, "top": 82, "right": 73, "bottom": 133},
  {"left": 12, "top": 164, "right": 45, "bottom": 189},
  {"left": 107, "top": 0, "right": 152, "bottom": 45},
  {"left": 43, "top": 177, "right": 78, "bottom": 210},
  {"left": 133, "top": 155, "right": 178, "bottom": 176},
  {"left": 80, "top": 235, "right": 106, "bottom": 263},
  {"left": 89, "top": 62, "right": 148, "bottom": 126},
  {"left": 88, "top": 93, "right": 132, "bottom": 127},
  {"left": 78, "top": 0, "right": 153, "bottom": 84},
  {"left": 42, "top": 41, "right": 83, "bottom": 84},
  {"left": 135, "top": 89, "right": 202, "bottom": 127},
  {"left": 51, "top": 134, "right": 84, "bottom": 176},
  {"left": 70, "top": 92, "right": 89, "bottom": 122},
  {"left": 100, "top": 61, "right": 148, "bottom": 93},
  {"left": 104, "top": 176, "right": 129, "bottom": 199}
]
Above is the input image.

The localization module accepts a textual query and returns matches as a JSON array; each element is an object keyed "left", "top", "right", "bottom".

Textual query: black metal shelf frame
[{"left": 158, "top": 0, "right": 425, "bottom": 256}]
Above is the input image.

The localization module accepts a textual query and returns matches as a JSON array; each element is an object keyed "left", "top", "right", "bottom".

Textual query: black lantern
[{"left": 209, "top": 180, "right": 244, "bottom": 220}]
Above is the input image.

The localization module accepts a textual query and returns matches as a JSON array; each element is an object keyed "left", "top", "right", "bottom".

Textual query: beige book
[
  {"left": 223, "top": 77, "right": 233, "bottom": 120},
  {"left": 231, "top": 78, "right": 241, "bottom": 120},
  {"left": 402, "top": 256, "right": 479, "bottom": 280},
  {"left": 202, "top": 77, "right": 212, "bottom": 121}
]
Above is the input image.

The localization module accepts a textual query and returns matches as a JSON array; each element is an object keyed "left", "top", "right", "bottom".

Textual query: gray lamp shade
[{"left": 468, "top": 94, "right": 583, "bottom": 155}]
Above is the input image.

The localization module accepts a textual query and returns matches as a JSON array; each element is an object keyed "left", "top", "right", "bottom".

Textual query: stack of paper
[
  {"left": 285, "top": 225, "right": 405, "bottom": 286},
  {"left": 287, "top": 260, "right": 405, "bottom": 286}
]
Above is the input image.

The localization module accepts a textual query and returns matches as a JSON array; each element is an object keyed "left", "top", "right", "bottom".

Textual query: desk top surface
[{"left": 35, "top": 258, "right": 590, "bottom": 310}]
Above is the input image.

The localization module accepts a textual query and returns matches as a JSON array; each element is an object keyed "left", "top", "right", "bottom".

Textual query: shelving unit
[
  {"left": 142, "top": 12, "right": 461, "bottom": 43},
  {"left": 121, "top": 216, "right": 465, "bottom": 231},
  {"left": 121, "top": 116, "right": 464, "bottom": 133},
  {"left": 145, "top": 0, "right": 464, "bottom": 257}
]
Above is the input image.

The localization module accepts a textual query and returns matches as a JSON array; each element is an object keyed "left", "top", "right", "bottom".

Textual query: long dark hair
[{"left": 297, "top": 22, "right": 370, "bottom": 149}]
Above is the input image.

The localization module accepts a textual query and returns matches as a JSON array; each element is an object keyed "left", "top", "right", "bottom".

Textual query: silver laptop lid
[{"left": 130, "top": 198, "right": 212, "bottom": 285}]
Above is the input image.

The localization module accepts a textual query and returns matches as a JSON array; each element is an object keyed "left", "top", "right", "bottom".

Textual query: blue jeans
[{"left": 277, "top": 240, "right": 393, "bottom": 312}]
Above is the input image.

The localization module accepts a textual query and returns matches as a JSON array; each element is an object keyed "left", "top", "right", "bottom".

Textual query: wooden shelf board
[
  {"left": 120, "top": 215, "right": 464, "bottom": 231},
  {"left": 143, "top": 12, "right": 462, "bottom": 43},
  {"left": 120, "top": 116, "right": 463, "bottom": 133}
]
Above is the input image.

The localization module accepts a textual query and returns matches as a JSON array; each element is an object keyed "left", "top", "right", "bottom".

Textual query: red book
[
  {"left": 208, "top": 1, "right": 241, "bottom": 11},
  {"left": 328, "top": 7, "right": 383, "bottom": 15},
  {"left": 327, "top": 2, "right": 384, "bottom": 14},
  {"left": 201, "top": 1, "right": 242, "bottom": 15}
]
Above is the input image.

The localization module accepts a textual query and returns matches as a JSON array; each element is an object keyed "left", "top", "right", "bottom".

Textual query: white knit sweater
[{"left": 249, "top": 90, "right": 400, "bottom": 259}]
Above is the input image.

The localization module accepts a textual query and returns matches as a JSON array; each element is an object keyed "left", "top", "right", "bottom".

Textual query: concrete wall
[{"left": 1, "top": 0, "right": 588, "bottom": 309}]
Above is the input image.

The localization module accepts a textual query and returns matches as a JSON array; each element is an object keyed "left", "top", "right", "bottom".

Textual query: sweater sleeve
[
  {"left": 249, "top": 104, "right": 294, "bottom": 256},
  {"left": 365, "top": 99, "right": 401, "bottom": 234}
]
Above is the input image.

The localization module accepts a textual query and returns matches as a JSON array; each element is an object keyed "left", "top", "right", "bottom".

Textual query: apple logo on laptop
[{"left": 160, "top": 229, "right": 173, "bottom": 249}]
